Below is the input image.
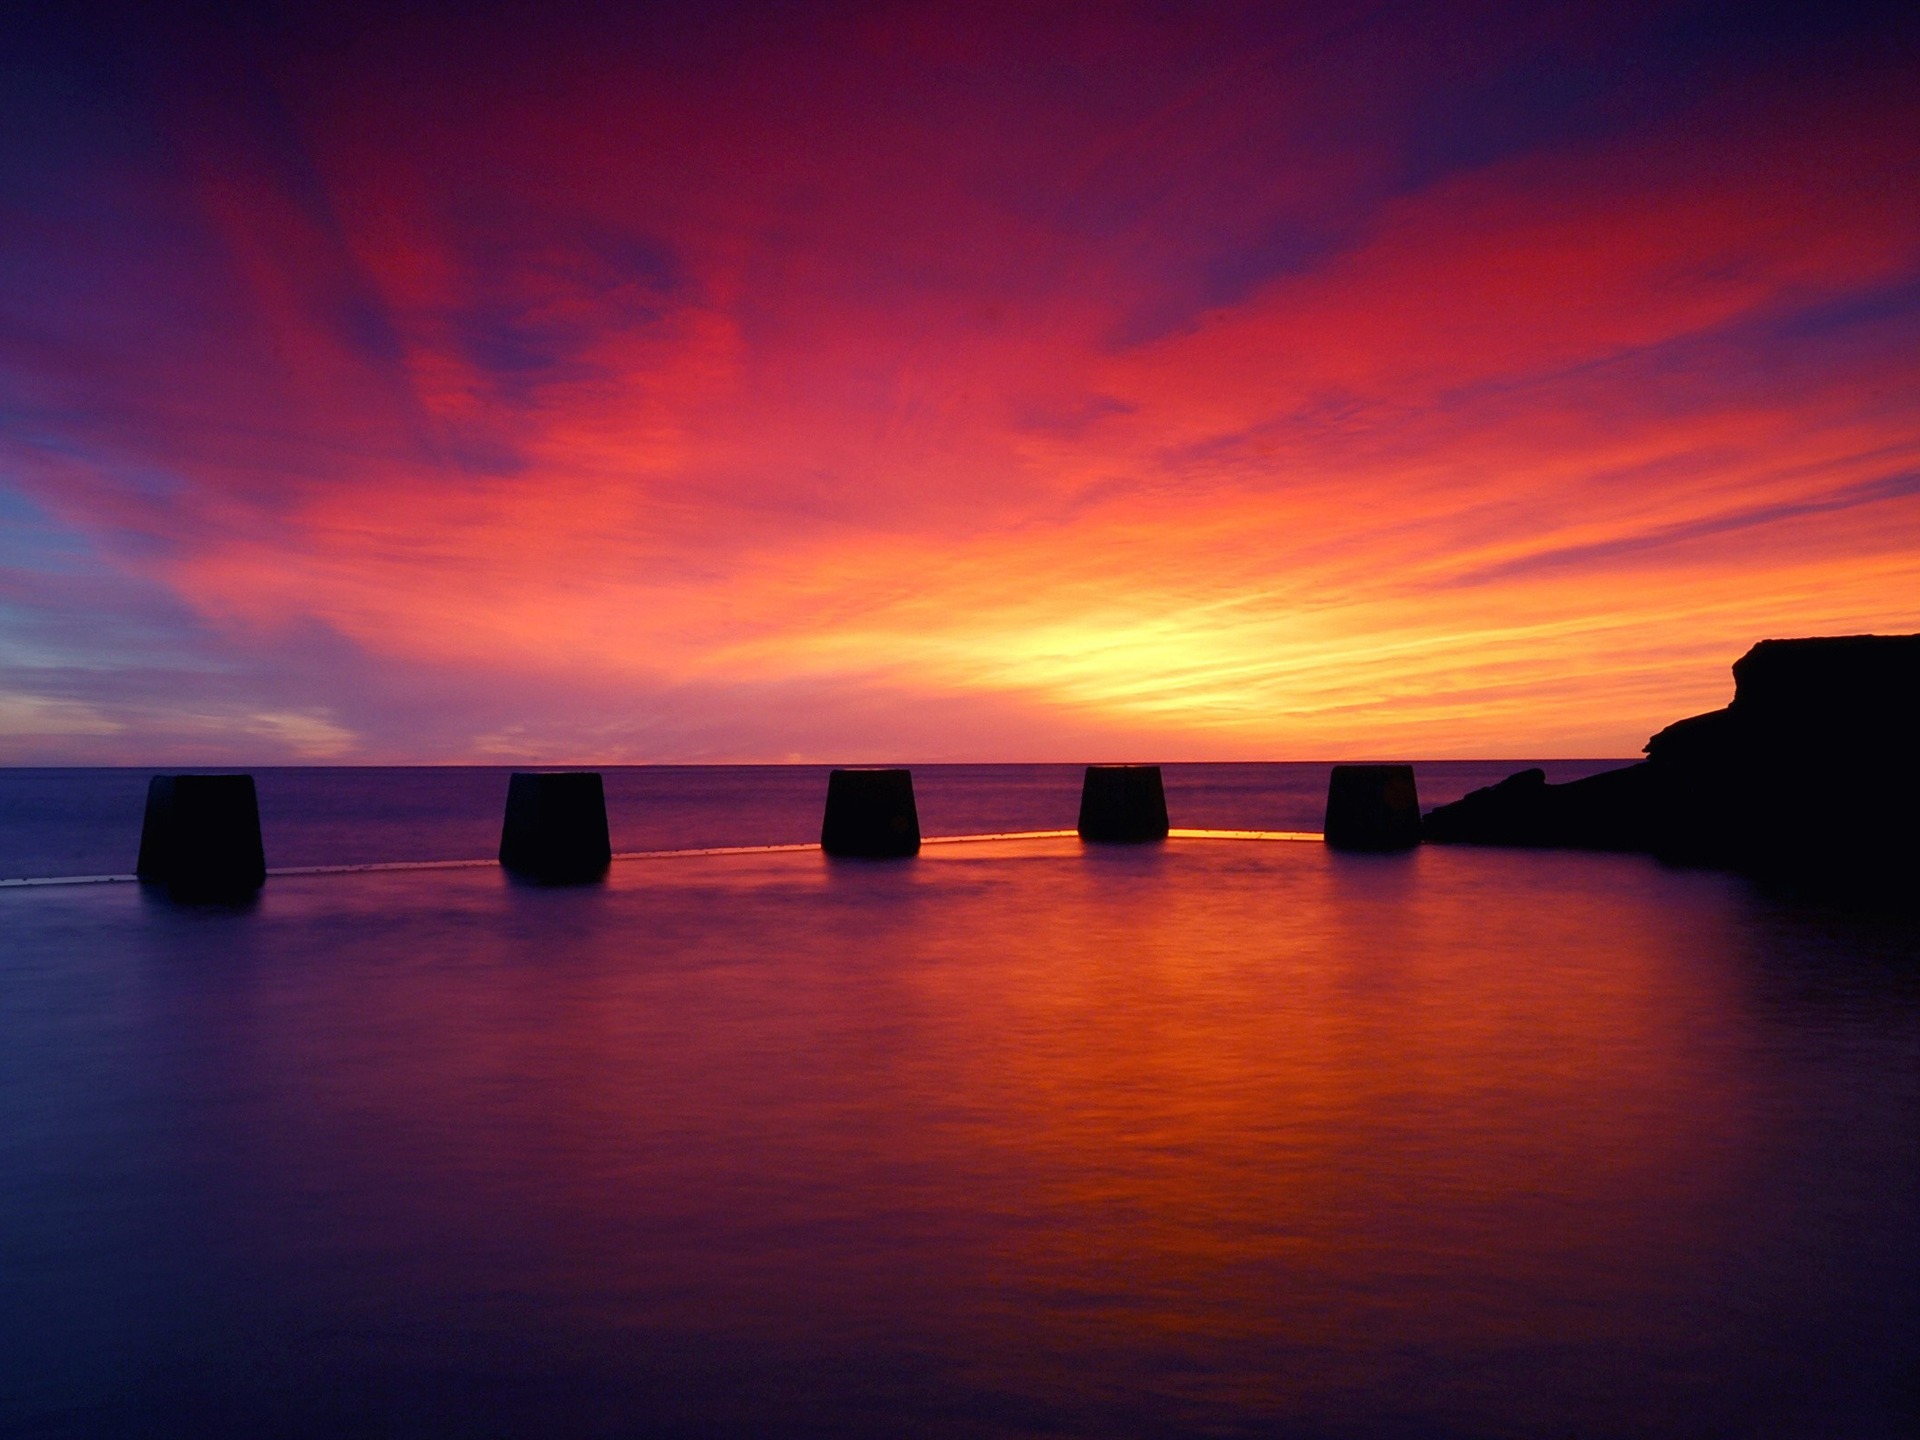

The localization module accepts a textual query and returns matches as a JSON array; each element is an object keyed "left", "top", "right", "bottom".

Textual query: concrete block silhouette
[
  {"left": 136, "top": 774, "right": 267, "bottom": 899},
  {"left": 1324, "top": 764, "right": 1421, "bottom": 851},
  {"left": 500, "top": 772, "right": 611, "bottom": 883},
  {"left": 821, "top": 769, "right": 920, "bottom": 857},
  {"left": 1077, "top": 764, "right": 1169, "bottom": 842}
]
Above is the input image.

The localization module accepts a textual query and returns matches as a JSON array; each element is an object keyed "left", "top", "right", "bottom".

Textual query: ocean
[
  {"left": 0, "top": 761, "right": 1624, "bottom": 880},
  {"left": 3, "top": 764, "right": 1917, "bottom": 1438}
]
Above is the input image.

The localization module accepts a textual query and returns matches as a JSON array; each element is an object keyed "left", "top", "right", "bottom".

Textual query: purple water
[
  {"left": 2, "top": 769, "right": 1916, "bottom": 1437},
  {"left": 0, "top": 761, "right": 1626, "bottom": 878}
]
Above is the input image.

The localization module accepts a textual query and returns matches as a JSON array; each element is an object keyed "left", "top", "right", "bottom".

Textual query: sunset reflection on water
[{"left": 4, "top": 840, "right": 1916, "bottom": 1436}]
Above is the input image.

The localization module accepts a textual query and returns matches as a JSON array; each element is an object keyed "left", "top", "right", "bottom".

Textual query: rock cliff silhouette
[{"left": 1423, "top": 634, "right": 1920, "bottom": 882}]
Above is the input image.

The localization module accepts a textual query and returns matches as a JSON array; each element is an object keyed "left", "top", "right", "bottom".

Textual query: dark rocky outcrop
[
  {"left": 1422, "top": 634, "right": 1920, "bottom": 881},
  {"left": 1077, "top": 765, "right": 1169, "bottom": 843},
  {"left": 821, "top": 768, "right": 921, "bottom": 858},
  {"left": 1419, "top": 763, "right": 1657, "bottom": 851},
  {"left": 1324, "top": 764, "right": 1422, "bottom": 851}
]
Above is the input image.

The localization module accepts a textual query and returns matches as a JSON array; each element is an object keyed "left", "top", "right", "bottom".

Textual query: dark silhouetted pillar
[
  {"left": 500, "top": 772, "right": 612, "bottom": 883},
  {"left": 1077, "top": 764, "right": 1169, "bottom": 842},
  {"left": 136, "top": 774, "right": 267, "bottom": 899},
  {"left": 821, "top": 768, "right": 920, "bottom": 857},
  {"left": 1324, "top": 764, "right": 1421, "bottom": 851}
]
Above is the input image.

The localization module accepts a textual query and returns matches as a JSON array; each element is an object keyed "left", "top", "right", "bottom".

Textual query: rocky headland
[{"left": 1422, "top": 634, "right": 1920, "bottom": 883}]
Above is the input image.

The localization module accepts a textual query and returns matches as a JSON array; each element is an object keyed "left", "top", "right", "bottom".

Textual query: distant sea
[{"left": 0, "top": 760, "right": 1628, "bottom": 878}]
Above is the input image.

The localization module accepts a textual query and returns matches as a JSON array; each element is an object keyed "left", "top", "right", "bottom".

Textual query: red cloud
[{"left": 4, "top": 4, "right": 1917, "bottom": 759}]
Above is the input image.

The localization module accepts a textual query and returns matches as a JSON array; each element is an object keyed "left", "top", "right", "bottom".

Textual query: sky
[{"left": 3, "top": 0, "right": 1917, "bottom": 764}]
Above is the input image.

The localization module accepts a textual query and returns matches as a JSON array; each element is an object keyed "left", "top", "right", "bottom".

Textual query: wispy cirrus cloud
[{"left": 2, "top": 1, "right": 1916, "bottom": 761}]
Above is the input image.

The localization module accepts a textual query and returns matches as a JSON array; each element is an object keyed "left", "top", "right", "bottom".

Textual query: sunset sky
[{"left": 3, "top": 1, "right": 1917, "bottom": 763}]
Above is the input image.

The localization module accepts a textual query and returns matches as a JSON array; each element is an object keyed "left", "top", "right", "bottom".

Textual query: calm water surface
[{"left": 3, "top": 834, "right": 1916, "bottom": 1437}]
